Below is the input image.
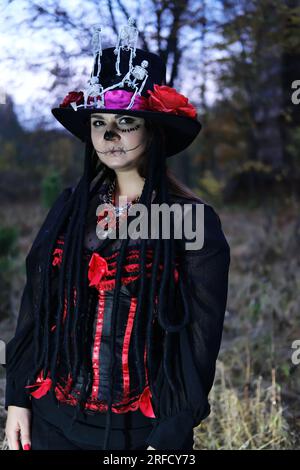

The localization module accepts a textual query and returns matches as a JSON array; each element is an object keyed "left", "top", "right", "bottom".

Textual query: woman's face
[{"left": 90, "top": 113, "right": 149, "bottom": 170}]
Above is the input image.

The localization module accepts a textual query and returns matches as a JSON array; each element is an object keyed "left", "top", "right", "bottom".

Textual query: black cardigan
[{"left": 3, "top": 185, "right": 230, "bottom": 450}]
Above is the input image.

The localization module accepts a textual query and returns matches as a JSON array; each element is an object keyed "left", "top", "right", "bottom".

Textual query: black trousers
[{"left": 30, "top": 408, "right": 195, "bottom": 451}]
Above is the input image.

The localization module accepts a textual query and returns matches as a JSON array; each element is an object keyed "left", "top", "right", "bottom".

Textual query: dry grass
[{"left": 194, "top": 360, "right": 293, "bottom": 450}]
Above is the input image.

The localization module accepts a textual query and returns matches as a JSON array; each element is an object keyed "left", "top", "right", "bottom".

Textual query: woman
[{"left": 4, "top": 29, "right": 230, "bottom": 451}]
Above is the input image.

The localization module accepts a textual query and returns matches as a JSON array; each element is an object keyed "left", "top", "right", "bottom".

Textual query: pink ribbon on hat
[{"left": 102, "top": 90, "right": 149, "bottom": 110}]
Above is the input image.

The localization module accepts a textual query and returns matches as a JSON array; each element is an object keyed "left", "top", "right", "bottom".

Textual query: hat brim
[{"left": 51, "top": 107, "right": 201, "bottom": 157}]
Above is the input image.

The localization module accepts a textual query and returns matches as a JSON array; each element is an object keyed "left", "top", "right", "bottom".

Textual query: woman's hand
[
  {"left": 5, "top": 406, "right": 32, "bottom": 450},
  {"left": 147, "top": 445, "right": 156, "bottom": 450}
]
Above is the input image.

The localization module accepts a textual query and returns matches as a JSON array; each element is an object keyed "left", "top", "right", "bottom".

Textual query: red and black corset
[{"left": 26, "top": 232, "right": 179, "bottom": 419}]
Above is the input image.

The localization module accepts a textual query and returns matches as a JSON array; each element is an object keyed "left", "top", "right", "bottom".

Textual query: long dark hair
[{"left": 30, "top": 117, "right": 197, "bottom": 449}]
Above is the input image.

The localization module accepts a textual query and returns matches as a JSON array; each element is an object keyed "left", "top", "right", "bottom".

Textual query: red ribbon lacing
[
  {"left": 138, "top": 385, "right": 156, "bottom": 418},
  {"left": 25, "top": 370, "right": 52, "bottom": 399}
]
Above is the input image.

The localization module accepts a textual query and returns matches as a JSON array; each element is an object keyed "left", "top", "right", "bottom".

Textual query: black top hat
[{"left": 51, "top": 21, "right": 201, "bottom": 157}]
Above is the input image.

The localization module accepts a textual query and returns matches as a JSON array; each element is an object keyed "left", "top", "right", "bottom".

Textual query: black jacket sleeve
[
  {"left": 2, "top": 186, "right": 74, "bottom": 410},
  {"left": 146, "top": 203, "right": 231, "bottom": 450},
  {"left": 4, "top": 276, "right": 34, "bottom": 410}
]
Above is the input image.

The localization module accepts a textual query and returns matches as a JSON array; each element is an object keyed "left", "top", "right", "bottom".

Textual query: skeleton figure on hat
[
  {"left": 114, "top": 16, "right": 138, "bottom": 76},
  {"left": 4, "top": 17, "right": 230, "bottom": 452},
  {"left": 83, "top": 25, "right": 104, "bottom": 108}
]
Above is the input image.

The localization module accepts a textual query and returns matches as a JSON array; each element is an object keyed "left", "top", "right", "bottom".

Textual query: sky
[{"left": 0, "top": 0, "right": 220, "bottom": 132}]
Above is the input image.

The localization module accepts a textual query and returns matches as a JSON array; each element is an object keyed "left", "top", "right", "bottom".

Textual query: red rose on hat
[
  {"left": 60, "top": 91, "right": 84, "bottom": 108},
  {"left": 146, "top": 84, "right": 197, "bottom": 119}
]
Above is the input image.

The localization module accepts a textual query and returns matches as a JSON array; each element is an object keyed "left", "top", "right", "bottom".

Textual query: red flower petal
[
  {"left": 59, "top": 91, "right": 84, "bottom": 108},
  {"left": 146, "top": 84, "right": 197, "bottom": 118}
]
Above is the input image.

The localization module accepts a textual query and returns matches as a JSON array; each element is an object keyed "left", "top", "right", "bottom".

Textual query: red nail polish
[{"left": 23, "top": 444, "right": 31, "bottom": 450}]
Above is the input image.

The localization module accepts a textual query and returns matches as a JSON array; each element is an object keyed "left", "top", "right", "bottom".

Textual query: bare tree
[
  {"left": 1, "top": 0, "right": 212, "bottom": 185},
  {"left": 2, "top": 0, "right": 207, "bottom": 104}
]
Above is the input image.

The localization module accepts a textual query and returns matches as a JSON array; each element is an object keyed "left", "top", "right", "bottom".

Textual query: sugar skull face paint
[
  {"left": 120, "top": 124, "right": 141, "bottom": 133},
  {"left": 90, "top": 113, "right": 149, "bottom": 171}
]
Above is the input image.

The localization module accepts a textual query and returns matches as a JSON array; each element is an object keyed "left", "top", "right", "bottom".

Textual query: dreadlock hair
[
  {"left": 28, "top": 116, "right": 195, "bottom": 450},
  {"left": 30, "top": 135, "right": 100, "bottom": 388}
]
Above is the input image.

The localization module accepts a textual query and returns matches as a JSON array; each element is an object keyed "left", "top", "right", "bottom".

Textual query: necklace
[
  {"left": 96, "top": 178, "right": 142, "bottom": 235},
  {"left": 101, "top": 178, "right": 142, "bottom": 216}
]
